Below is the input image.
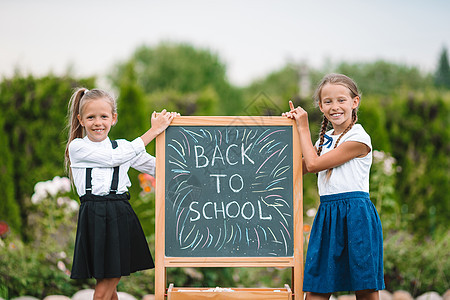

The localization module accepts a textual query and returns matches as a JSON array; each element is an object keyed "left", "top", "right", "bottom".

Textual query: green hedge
[{"left": 0, "top": 74, "right": 94, "bottom": 237}]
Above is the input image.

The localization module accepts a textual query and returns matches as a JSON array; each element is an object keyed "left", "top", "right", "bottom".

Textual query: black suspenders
[
  {"left": 110, "top": 140, "right": 119, "bottom": 194},
  {"left": 85, "top": 140, "right": 119, "bottom": 195},
  {"left": 85, "top": 168, "right": 93, "bottom": 194}
]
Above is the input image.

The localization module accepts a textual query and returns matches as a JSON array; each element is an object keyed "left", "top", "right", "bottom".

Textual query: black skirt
[{"left": 71, "top": 193, "right": 154, "bottom": 279}]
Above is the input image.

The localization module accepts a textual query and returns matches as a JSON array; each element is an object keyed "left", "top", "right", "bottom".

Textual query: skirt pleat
[
  {"left": 71, "top": 198, "right": 154, "bottom": 279},
  {"left": 303, "top": 191, "right": 385, "bottom": 293}
]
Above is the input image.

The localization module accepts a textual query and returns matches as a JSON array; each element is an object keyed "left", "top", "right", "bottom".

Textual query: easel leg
[
  {"left": 292, "top": 267, "right": 295, "bottom": 300},
  {"left": 293, "top": 260, "right": 303, "bottom": 299},
  {"left": 155, "top": 265, "right": 165, "bottom": 300}
]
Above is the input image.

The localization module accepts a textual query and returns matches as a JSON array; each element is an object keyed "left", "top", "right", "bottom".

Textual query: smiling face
[
  {"left": 77, "top": 98, "right": 117, "bottom": 142},
  {"left": 319, "top": 83, "right": 359, "bottom": 134}
]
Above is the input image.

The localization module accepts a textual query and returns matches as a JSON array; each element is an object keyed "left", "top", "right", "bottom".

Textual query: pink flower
[{"left": 0, "top": 221, "right": 9, "bottom": 238}]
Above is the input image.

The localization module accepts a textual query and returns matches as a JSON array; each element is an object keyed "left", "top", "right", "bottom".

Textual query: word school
[{"left": 189, "top": 143, "right": 274, "bottom": 222}]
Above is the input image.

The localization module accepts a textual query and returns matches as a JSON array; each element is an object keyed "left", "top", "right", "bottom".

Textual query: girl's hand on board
[
  {"left": 282, "top": 100, "right": 309, "bottom": 128},
  {"left": 151, "top": 109, "right": 180, "bottom": 135}
]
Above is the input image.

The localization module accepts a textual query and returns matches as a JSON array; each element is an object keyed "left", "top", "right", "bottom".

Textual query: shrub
[
  {"left": 383, "top": 230, "right": 450, "bottom": 296},
  {"left": 0, "top": 176, "right": 92, "bottom": 298}
]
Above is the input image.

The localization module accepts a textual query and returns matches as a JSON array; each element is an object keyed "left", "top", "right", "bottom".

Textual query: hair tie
[{"left": 84, "top": 89, "right": 89, "bottom": 94}]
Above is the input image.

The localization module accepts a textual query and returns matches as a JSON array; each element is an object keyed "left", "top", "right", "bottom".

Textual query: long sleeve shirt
[{"left": 69, "top": 136, "right": 155, "bottom": 197}]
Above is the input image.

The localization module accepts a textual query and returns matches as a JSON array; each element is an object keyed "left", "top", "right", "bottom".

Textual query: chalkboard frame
[{"left": 155, "top": 116, "right": 303, "bottom": 299}]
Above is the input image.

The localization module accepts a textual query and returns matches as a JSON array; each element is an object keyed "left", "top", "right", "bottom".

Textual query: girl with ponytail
[
  {"left": 283, "top": 74, "right": 384, "bottom": 299},
  {"left": 65, "top": 87, "right": 179, "bottom": 299}
]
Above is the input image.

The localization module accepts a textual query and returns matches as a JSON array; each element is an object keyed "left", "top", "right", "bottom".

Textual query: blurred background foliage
[{"left": 0, "top": 42, "right": 448, "bottom": 298}]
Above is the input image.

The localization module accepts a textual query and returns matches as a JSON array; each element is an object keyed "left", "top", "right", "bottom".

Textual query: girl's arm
[
  {"left": 70, "top": 110, "right": 179, "bottom": 168},
  {"left": 302, "top": 158, "right": 308, "bottom": 174},
  {"left": 69, "top": 138, "right": 146, "bottom": 168},
  {"left": 284, "top": 101, "right": 369, "bottom": 174},
  {"left": 130, "top": 152, "right": 156, "bottom": 176},
  {"left": 140, "top": 109, "right": 179, "bottom": 146},
  {"left": 130, "top": 109, "right": 179, "bottom": 174}
]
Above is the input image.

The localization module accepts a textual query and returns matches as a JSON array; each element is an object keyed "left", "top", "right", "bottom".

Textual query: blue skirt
[{"left": 303, "top": 191, "right": 385, "bottom": 293}]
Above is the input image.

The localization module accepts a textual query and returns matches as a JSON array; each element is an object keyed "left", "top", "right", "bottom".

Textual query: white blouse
[
  {"left": 314, "top": 124, "right": 372, "bottom": 196},
  {"left": 69, "top": 136, "right": 155, "bottom": 197}
]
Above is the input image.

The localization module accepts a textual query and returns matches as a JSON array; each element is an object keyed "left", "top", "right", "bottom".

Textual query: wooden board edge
[
  {"left": 292, "top": 123, "right": 303, "bottom": 300},
  {"left": 155, "top": 131, "right": 166, "bottom": 300},
  {"left": 168, "top": 116, "right": 293, "bottom": 126}
]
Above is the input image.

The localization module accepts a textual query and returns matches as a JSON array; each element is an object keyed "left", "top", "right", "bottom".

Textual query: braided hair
[
  {"left": 323, "top": 110, "right": 358, "bottom": 179},
  {"left": 316, "top": 115, "right": 330, "bottom": 156},
  {"left": 313, "top": 73, "right": 361, "bottom": 179}
]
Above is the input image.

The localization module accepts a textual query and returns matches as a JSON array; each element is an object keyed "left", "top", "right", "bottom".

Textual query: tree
[
  {"left": 0, "top": 112, "right": 20, "bottom": 231},
  {"left": 242, "top": 64, "right": 299, "bottom": 116},
  {"left": 110, "top": 61, "right": 148, "bottom": 140},
  {"left": 385, "top": 92, "right": 450, "bottom": 235},
  {"left": 434, "top": 47, "right": 450, "bottom": 89},
  {"left": 336, "top": 60, "right": 433, "bottom": 96},
  {"left": 0, "top": 74, "right": 94, "bottom": 237},
  {"left": 109, "top": 42, "right": 243, "bottom": 115},
  {"left": 109, "top": 61, "right": 151, "bottom": 199}
]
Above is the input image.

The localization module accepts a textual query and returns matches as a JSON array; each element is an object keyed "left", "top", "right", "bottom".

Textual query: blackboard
[{"left": 164, "top": 125, "right": 293, "bottom": 257}]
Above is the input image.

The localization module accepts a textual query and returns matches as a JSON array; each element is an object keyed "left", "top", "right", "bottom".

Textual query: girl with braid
[{"left": 283, "top": 74, "right": 384, "bottom": 299}]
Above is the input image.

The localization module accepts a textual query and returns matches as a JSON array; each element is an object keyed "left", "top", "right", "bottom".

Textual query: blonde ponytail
[{"left": 65, "top": 88, "right": 88, "bottom": 174}]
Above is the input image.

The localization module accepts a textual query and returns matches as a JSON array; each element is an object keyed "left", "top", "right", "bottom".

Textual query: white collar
[{"left": 82, "top": 135, "right": 111, "bottom": 146}]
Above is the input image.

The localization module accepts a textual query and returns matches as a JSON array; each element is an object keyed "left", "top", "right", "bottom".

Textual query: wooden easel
[{"left": 155, "top": 116, "right": 303, "bottom": 299}]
